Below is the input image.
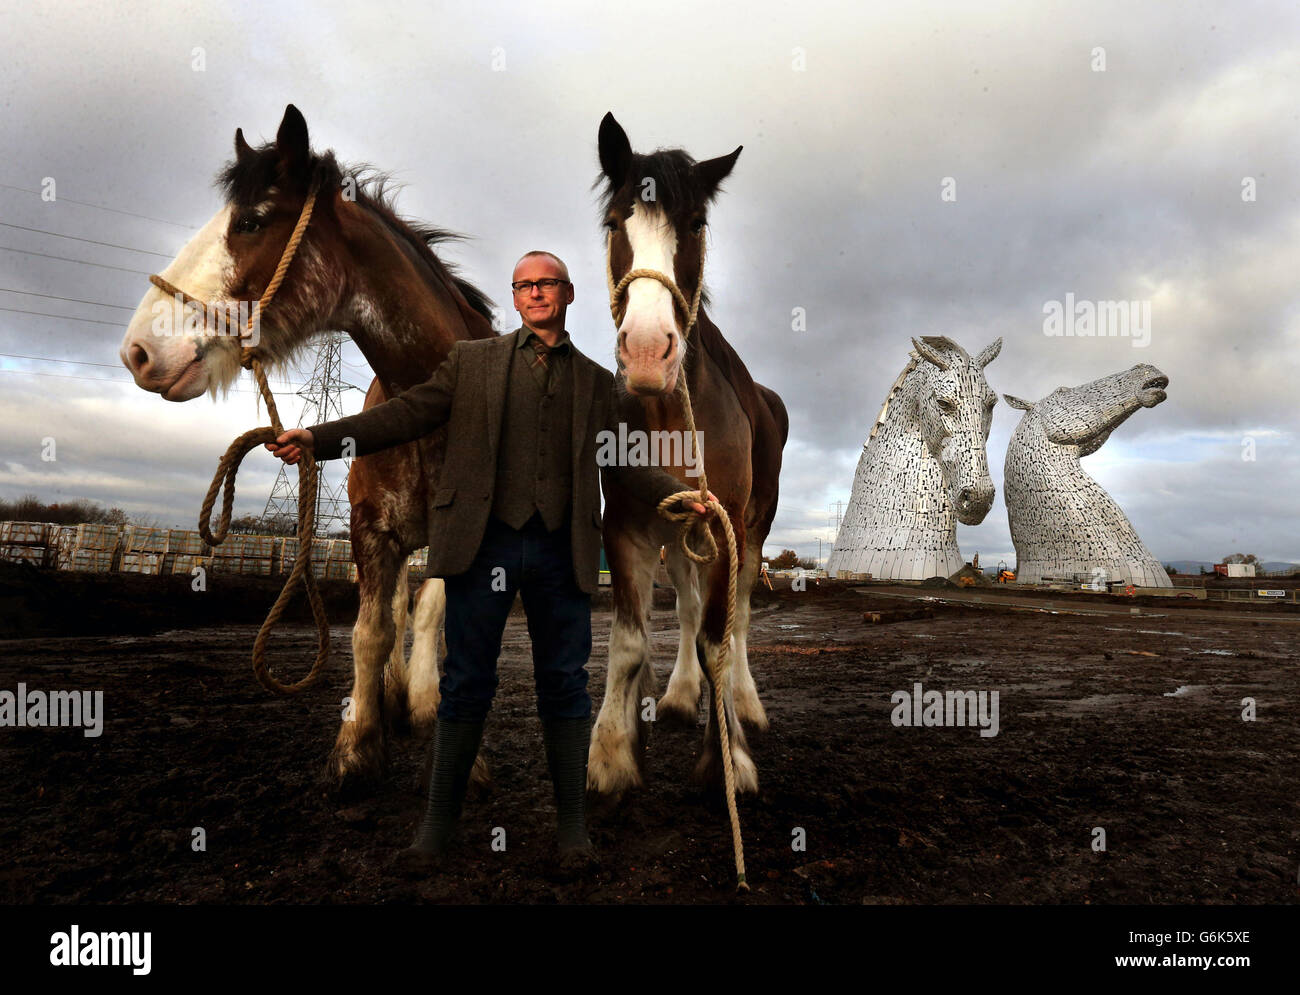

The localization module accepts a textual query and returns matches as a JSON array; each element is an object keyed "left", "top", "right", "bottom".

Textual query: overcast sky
[{"left": 2, "top": 0, "right": 1297, "bottom": 566}]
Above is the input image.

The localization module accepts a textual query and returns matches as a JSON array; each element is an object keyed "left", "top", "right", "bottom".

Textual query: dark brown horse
[
  {"left": 119, "top": 105, "right": 496, "bottom": 795},
  {"left": 589, "top": 114, "right": 789, "bottom": 799}
]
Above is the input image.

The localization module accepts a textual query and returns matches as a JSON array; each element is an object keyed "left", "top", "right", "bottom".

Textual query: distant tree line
[
  {"left": 0, "top": 494, "right": 349, "bottom": 538},
  {"left": 768, "top": 548, "right": 819, "bottom": 570},
  {"left": 0, "top": 493, "right": 132, "bottom": 526}
]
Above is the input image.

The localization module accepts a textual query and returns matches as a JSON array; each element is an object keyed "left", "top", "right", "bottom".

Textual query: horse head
[
  {"left": 910, "top": 335, "right": 1002, "bottom": 524},
  {"left": 1006, "top": 363, "right": 1168, "bottom": 457},
  {"left": 119, "top": 104, "right": 352, "bottom": 401},
  {"left": 597, "top": 112, "right": 741, "bottom": 396}
]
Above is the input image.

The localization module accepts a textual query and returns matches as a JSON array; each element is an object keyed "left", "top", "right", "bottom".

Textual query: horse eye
[
  {"left": 235, "top": 215, "right": 263, "bottom": 234},
  {"left": 938, "top": 399, "right": 957, "bottom": 414},
  {"left": 690, "top": 218, "right": 706, "bottom": 234},
  {"left": 604, "top": 218, "right": 619, "bottom": 231}
]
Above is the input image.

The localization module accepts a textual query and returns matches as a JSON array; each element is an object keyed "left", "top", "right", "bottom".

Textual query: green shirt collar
[{"left": 516, "top": 325, "right": 571, "bottom": 353}]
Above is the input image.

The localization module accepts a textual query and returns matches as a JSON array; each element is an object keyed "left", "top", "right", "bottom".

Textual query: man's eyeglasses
[{"left": 511, "top": 278, "right": 569, "bottom": 294}]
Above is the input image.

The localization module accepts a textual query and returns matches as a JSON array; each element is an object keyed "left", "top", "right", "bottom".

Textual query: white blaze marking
[
  {"left": 121, "top": 206, "right": 236, "bottom": 354},
  {"left": 154, "top": 205, "right": 236, "bottom": 311},
  {"left": 621, "top": 203, "right": 678, "bottom": 331}
]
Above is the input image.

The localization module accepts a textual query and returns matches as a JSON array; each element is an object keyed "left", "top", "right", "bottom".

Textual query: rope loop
[{"left": 150, "top": 182, "right": 328, "bottom": 696}]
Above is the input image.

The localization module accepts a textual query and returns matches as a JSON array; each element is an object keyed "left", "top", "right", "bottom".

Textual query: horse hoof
[
  {"left": 585, "top": 786, "right": 626, "bottom": 815},
  {"left": 323, "top": 751, "right": 385, "bottom": 801},
  {"left": 692, "top": 750, "right": 759, "bottom": 797},
  {"left": 654, "top": 696, "right": 700, "bottom": 727}
]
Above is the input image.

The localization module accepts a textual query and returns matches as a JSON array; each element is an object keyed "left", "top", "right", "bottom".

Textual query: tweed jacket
[{"left": 308, "top": 328, "right": 683, "bottom": 594}]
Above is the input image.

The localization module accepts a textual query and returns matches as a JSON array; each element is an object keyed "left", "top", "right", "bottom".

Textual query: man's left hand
[{"left": 686, "top": 491, "right": 717, "bottom": 515}]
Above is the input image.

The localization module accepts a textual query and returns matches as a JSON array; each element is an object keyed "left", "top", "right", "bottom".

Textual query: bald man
[{"left": 268, "top": 250, "right": 711, "bottom": 873}]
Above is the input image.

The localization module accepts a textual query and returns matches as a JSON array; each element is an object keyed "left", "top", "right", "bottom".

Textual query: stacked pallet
[
  {"left": 163, "top": 529, "right": 210, "bottom": 575},
  {"left": 0, "top": 521, "right": 52, "bottom": 567},
  {"left": 324, "top": 539, "right": 356, "bottom": 581},
  {"left": 57, "top": 523, "right": 121, "bottom": 572},
  {"left": 119, "top": 525, "right": 169, "bottom": 575},
  {"left": 308, "top": 538, "right": 332, "bottom": 579},
  {"left": 207, "top": 533, "right": 274, "bottom": 577},
  {"left": 51, "top": 526, "right": 79, "bottom": 567},
  {"left": 275, "top": 536, "right": 298, "bottom": 577}
]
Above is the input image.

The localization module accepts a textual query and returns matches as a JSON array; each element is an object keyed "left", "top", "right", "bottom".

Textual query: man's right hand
[{"left": 266, "top": 428, "right": 314, "bottom": 465}]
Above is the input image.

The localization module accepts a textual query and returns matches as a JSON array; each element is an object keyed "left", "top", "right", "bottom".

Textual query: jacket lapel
[
  {"left": 570, "top": 345, "right": 597, "bottom": 482},
  {"left": 484, "top": 331, "right": 515, "bottom": 462}
]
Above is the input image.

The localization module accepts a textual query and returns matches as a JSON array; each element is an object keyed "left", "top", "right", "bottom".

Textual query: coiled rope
[
  {"left": 149, "top": 183, "right": 328, "bottom": 695},
  {"left": 607, "top": 229, "right": 748, "bottom": 892}
]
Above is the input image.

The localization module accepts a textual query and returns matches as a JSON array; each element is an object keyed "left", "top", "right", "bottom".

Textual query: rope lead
[
  {"left": 150, "top": 184, "right": 329, "bottom": 695},
  {"left": 609, "top": 230, "right": 749, "bottom": 892}
]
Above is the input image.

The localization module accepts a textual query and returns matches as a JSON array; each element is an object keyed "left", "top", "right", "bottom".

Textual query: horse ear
[
  {"left": 695, "top": 146, "right": 742, "bottom": 195},
  {"left": 911, "top": 336, "right": 950, "bottom": 371},
  {"left": 975, "top": 337, "right": 1002, "bottom": 368},
  {"left": 275, "top": 104, "right": 311, "bottom": 187},
  {"left": 598, "top": 112, "right": 633, "bottom": 188},
  {"left": 234, "top": 128, "right": 254, "bottom": 163},
  {"left": 1003, "top": 394, "right": 1033, "bottom": 411}
]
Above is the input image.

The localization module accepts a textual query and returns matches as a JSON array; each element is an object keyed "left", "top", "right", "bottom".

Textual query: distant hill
[
  {"left": 978, "top": 560, "right": 1300, "bottom": 577},
  {"left": 1261, "top": 562, "right": 1300, "bottom": 575},
  {"left": 1140, "top": 560, "right": 1299, "bottom": 576}
]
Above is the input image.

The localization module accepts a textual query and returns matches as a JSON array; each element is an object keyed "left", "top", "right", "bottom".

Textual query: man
[{"left": 267, "top": 250, "right": 710, "bottom": 870}]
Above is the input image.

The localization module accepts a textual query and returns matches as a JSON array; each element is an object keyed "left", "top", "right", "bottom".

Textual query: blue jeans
[{"left": 437, "top": 512, "right": 592, "bottom": 722}]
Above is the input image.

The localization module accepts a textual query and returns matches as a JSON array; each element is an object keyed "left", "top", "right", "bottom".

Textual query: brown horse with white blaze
[
  {"left": 590, "top": 113, "right": 788, "bottom": 799},
  {"left": 118, "top": 105, "right": 496, "bottom": 795}
]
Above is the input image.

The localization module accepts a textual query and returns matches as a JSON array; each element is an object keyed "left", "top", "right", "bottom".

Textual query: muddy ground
[{"left": 1, "top": 572, "right": 1297, "bottom": 905}]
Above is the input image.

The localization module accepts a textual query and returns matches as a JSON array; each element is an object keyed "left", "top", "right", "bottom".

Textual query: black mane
[
  {"left": 217, "top": 147, "right": 495, "bottom": 325},
  {"left": 595, "top": 148, "right": 724, "bottom": 310},
  {"left": 595, "top": 148, "right": 722, "bottom": 215}
]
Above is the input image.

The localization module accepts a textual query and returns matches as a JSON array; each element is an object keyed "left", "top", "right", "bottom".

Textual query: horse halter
[
  {"left": 148, "top": 182, "right": 320, "bottom": 371},
  {"left": 605, "top": 227, "right": 707, "bottom": 340}
]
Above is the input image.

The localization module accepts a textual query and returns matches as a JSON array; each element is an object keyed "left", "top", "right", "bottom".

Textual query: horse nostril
[
  {"left": 661, "top": 334, "right": 675, "bottom": 362},
  {"left": 959, "top": 488, "right": 972, "bottom": 505},
  {"left": 617, "top": 330, "right": 628, "bottom": 354},
  {"left": 128, "top": 342, "right": 150, "bottom": 374}
]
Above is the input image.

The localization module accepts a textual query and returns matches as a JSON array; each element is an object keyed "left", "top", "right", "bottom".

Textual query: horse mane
[
  {"left": 867, "top": 355, "right": 922, "bottom": 446},
  {"left": 685, "top": 310, "right": 769, "bottom": 436},
  {"left": 217, "top": 149, "right": 496, "bottom": 332}
]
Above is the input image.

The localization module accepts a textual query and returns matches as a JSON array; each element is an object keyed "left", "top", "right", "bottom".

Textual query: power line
[
  {"left": 0, "top": 366, "right": 320, "bottom": 395},
  {"left": 0, "top": 351, "right": 345, "bottom": 393},
  {"left": 0, "top": 182, "right": 198, "bottom": 230},
  {"left": 0, "top": 305, "right": 122, "bottom": 327},
  {"left": 0, "top": 244, "right": 152, "bottom": 275},
  {"left": 0, "top": 351, "right": 122, "bottom": 368},
  {"left": 0, "top": 287, "right": 135, "bottom": 311},
  {"left": 0, "top": 221, "right": 173, "bottom": 258},
  {"left": 0, "top": 368, "right": 140, "bottom": 384}
]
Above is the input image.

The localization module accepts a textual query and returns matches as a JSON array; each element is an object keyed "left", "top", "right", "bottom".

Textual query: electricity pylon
[{"left": 260, "top": 331, "right": 360, "bottom": 536}]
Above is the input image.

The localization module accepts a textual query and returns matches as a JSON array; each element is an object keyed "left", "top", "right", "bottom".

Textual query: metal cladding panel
[
  {"left": 1004, "top": 365, "right": 1173, "bottom": 591},
  {"left": 828, "top": 339, "right": 1000, "bottom": 582}
]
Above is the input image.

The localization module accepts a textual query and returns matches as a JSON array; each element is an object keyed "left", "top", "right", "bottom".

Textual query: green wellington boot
[
  {"left": 399, "top": 718, "right": 485, "bottom": 869},
  {"left": 542, "top": 715, "right": 598, "bottom": 869}
]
